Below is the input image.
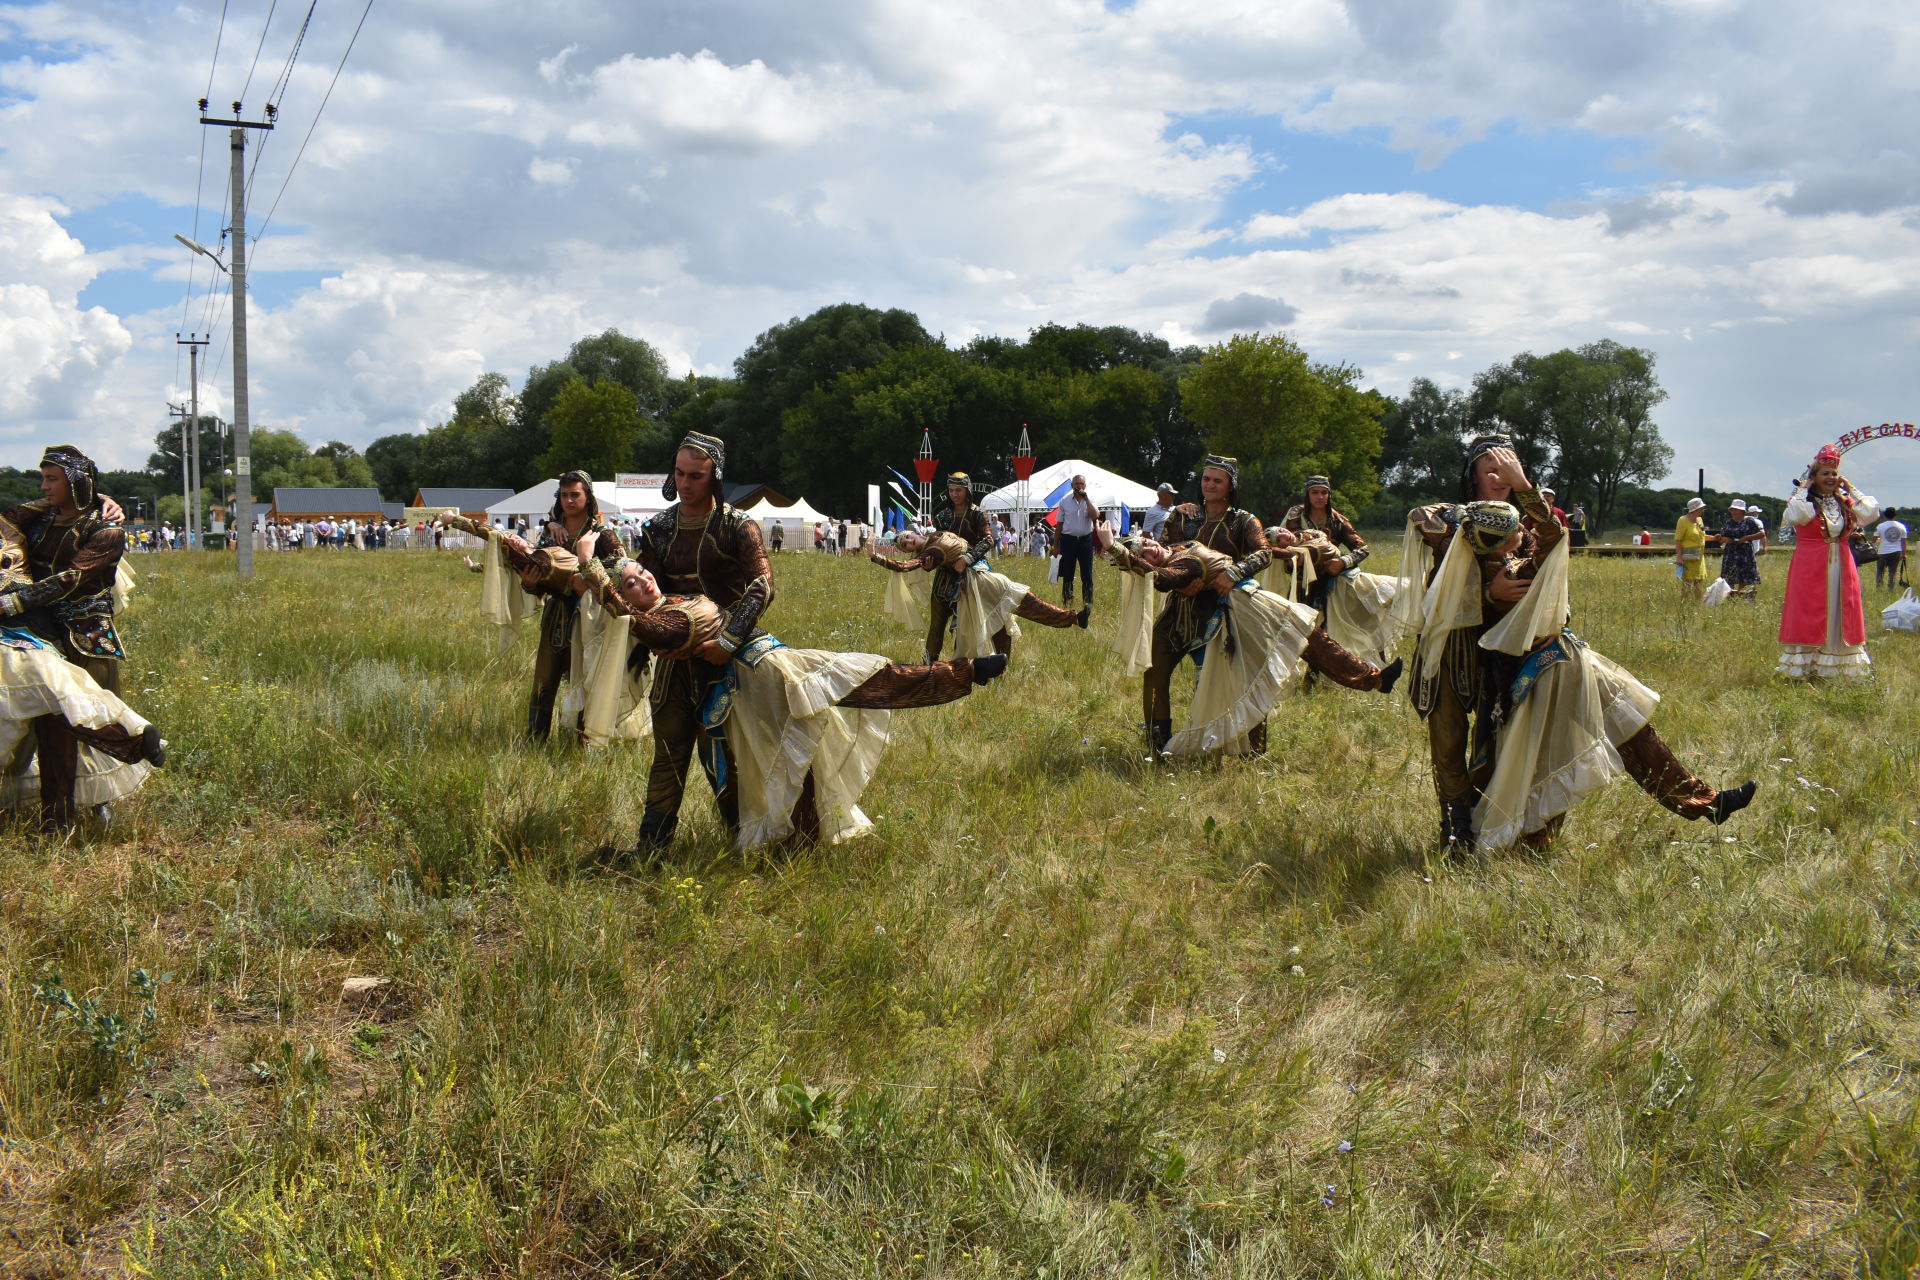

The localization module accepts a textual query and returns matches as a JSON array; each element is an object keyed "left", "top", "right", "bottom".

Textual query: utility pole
[
  {"left": 176, "top": 333, "right": 208, "bottom": 548},
  {"left": 168, "top": 402, "right": 192, "bottom": 538},
  {"left": 197, "top": 98, "right": 274, "bottom": 575}
]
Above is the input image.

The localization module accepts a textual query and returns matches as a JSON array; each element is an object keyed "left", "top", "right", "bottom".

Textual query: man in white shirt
[
  {"left": 1051, "top": 474, "right": 1098, "bottom": 608},
  {"left": 1876, "top": 508, "right": 1909, "bottom": 589},
  {"left": 1142, "top": 482, "right": 1176, "bottom": 541}
]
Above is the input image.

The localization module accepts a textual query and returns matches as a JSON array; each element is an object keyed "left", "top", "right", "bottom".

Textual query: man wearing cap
[
  {"left": 1396, "top": 437, "right": 1560, "bottom": 853},
  {"left": 1051, "top": 473, "right": 1099, "bottom": 610},
  {"left": 1142, "top": 482, "right": 1177, "bottom": 541},
  {"left": 0, "top": 444, "right": 145, "bottom": 824},
  {"left": 614, "top": 432, "right": 775, "bottom": 852},
  {"left": 1146, "top": 456, "right": 1395, "bottom": 756}
]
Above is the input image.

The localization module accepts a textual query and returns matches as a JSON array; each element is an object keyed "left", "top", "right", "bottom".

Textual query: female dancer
[{"left": 870, "top": 528, "right": 1087, "bottom": 661}]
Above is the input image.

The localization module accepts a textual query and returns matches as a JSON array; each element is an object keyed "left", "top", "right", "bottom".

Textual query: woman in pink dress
[{"left": 1778, "top": 443, "right": 1880, "bottom": 680}]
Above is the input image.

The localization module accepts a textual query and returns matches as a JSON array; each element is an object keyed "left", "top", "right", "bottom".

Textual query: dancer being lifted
[
  {"left": 1278, "top": 476, "right": 1399, "bottom": 668},
  {"left": 1452, "top": 500, "right": 1757, "bottom": 849},
  {"left": 578, "top": 549, "right": 1006, "bottom": 850},
  {"left": 871, "top": 524, "right": 1089, "bottom": 661},
  {"left": 0, "top": 513, "right": 164, "bottom": 826},
  {"left": 1393, "top": 437, "right": 1553, "bottom": 855},
  {"left": 1140, "top": 457, "right": 1397, "bottom": 756},
  {"left": 1109, "top": 533, "right": 1318, "bottom": 756}
]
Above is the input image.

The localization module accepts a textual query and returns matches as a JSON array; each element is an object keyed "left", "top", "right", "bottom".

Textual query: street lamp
[{"left": 173, "top": 233, "right": 227, "bottom": 271}]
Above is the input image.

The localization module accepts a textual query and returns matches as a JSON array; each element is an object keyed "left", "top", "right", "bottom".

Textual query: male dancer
[
  {"left": 0, "top": 445, "right": 156, "bottom": 825},
  {"left": 1145, "top": 456, "right": 1397, "bottom": 755},
  {"left": 603, "top": 433, "right": 776, "bottom": 853},
  {"left": 578, "top": 552, "right": 1003, "bottom": 849},
  {"left": 913, "top": 473, "right": 998, "bottom": 663}
]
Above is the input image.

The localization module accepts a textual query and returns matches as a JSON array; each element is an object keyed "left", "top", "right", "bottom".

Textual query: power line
[
  {"left": 255, "top": 0, "right": 375, "bottom": 242},
  {"left": 237, "top": 0, "right": 281, "bottom": 107},
  {"left": 182, "top": 0, "right": 234, "bottom": 369}
]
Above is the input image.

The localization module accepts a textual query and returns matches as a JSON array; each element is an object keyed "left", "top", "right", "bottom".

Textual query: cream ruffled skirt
[
  {"left": 1166, "top": 587, "right": 1318, "bottom": 756},
  {"left": 1473, "top": 642, "right": 1660, "bottom": 851},
  {"left": 0, "top": 644, "right": 154, "bottom": 809},
  {"left": 728, "top": 647, "right": 893, "bottom": 849}
]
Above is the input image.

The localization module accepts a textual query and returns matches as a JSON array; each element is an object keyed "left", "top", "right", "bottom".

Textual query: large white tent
[
  {"left": 485, "top": 479, "right": 661, "bottom": 523},
  {"left": 742, "top": 496, "right": 837, "bottom": 548},
  {"left": 979, "top": 459, "right": 1160, "bottom": 528}
]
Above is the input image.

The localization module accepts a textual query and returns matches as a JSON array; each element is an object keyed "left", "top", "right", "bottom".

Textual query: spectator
[
  {"left": 1674, "top": 497, "right": 1708, "bottom": 603},
  {"left": 1051, "top": 473, "right": 1098, "bottom": 608},
  {"left": 1876, "top": 507, "right": 1909, "bottom": 590},
  {"left": 1142, "top": 482, "right": 1176, "bottom": 541}
]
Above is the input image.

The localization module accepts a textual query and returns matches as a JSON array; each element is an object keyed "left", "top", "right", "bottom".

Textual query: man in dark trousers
[{"left": 1053, "top": 473, "right": 1098, "bottom": 609}]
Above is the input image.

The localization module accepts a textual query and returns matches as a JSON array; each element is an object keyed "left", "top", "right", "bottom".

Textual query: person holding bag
[{"left": 1674, "top": 497, "right": 1708, "bottom": 603}]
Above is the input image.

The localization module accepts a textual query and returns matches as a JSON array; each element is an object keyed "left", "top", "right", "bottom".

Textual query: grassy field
[{"left": 1, "top": 542, "right": 1915, "bottom": 1278}]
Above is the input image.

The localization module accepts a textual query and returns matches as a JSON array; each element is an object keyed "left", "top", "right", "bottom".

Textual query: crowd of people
[{"left": 2, "top": 430, "right": 1903, "bottom": 850}]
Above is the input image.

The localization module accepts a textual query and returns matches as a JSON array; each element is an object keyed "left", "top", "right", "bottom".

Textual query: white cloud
[{"left": 0, "top": 0, "right": 1916, "bottom": 497}]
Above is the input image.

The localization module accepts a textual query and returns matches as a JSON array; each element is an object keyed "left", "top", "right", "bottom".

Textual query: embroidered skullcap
[
  {"left": 1199, "top": 455, "right": 1239, "bottom": 486},
  {"left": 944, "top": 472, "right": 972, "bottom": 490},
  {"left": 1813, "top": 442, "right": 1843, "bottom": 467},
  {"left": 1304, "top": 475, "right": 1331, "bottom": 491},
  {"left": 40, "top": 443, "right": 100, "bottom": 509},
  {"left": 1459, "top": 500, "right": 1522, "bottom": 555},
  {"left": 551, "top": 469, "right": 600, "bottom": 523},
  {"left": 663, "top": 433, "right": 726, "bottom": 500}
]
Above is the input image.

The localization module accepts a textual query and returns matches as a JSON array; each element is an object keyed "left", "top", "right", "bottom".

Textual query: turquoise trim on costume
[
  {"left": 1, "top": 623, "right": 48, "bottom": 651},
  {"left": 736, "top": 635, "right": 786, "bottom": 668},
  {"left": 1508, "top": 630, "right": 1584, "bottom": 709}
]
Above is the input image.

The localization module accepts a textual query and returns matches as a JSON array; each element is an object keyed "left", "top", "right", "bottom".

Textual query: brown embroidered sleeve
[
  {"left": 1228, "top": 512, "right": 1271, "bottom": 582},
  {"left": 718, "top": 515, "right": 773, "bottom": 647}
]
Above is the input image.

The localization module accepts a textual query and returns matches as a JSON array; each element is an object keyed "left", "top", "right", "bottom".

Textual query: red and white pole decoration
[
  {"left": 1012, "top": 424, "right": 1035, "bottom": 534},
  {"left": 912, "top": 428, "right": 939, "bottom": 524}
]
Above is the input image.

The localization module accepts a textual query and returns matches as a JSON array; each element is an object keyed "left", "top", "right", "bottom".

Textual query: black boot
[
  {"left": 140, "top": 725, "right": 166, "bottom": 768},
  {"left": 1440, "top": 801, "right": 1476, "bottom": 856},
  {"left": 526, "top": 697, "right": 554, "bottom": 741},
  {"left": 1376, "top": 658, "right": 1404, "bottom": 696},
  {"left": 1148, "top": 719, "right": 1172, "bottom": 756},
  {"left": 1075, "top": 604, "right": 1091, "bottom": 628},
  {"left": 970, "top": 653, "right": 1009, "bottom": 685},
  {"left": 1709, "top": 780, "right": 1757, "bottom": 825}
]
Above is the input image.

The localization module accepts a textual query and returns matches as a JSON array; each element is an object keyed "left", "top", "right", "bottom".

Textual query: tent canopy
[
  {"left": 486, "top": 479, "right": 656, "bottom": 522},
  {"left": 979, "top": 459, "right": 1159, "bottom": 518},
  {"left": 742, "top": 495, "right": 836, "bottom": 525}
]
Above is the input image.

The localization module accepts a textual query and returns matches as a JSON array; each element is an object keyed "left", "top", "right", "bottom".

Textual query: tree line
[{"left": 22, "top": 305, "right": 1692, "bottom": 533}]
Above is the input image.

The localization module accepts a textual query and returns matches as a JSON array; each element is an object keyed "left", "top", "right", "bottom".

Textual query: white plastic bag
[
  {"left": 1702, "top": 577, "right": 1731, "bottom": 607},
  {"left": 1047, "top": 555, "right": 1061, "bottom": 583},
  {"left": 1882, "top": 588, "right": 1920, "bottom": 633}
]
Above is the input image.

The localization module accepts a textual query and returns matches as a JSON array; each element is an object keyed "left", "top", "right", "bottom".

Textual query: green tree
[
  {"left": 733, "top": 303, "right": 936, "bottom": 484},
  {"left": 516, "top": 332, "right": 670, "bottom": 486},
  {"left": 1177, "top": 334, "right": 1384, "bottom": 517},
  {"left": 366, "top": 434, "right": 423, "bottom": 502},
  {"left": 1468, "top": 341, "right": 1672, "bottom": 532},
  {"left": 1377, "top": 377, "right": 1470, "bottom": 500},
  {"left": 538, "top": 377, "right": 641, "bottom": 481}
]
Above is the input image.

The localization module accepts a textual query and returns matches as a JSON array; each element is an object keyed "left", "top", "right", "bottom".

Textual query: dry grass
[{"left": 1, "top": 542, "right": 1915, "bottom": 1278}]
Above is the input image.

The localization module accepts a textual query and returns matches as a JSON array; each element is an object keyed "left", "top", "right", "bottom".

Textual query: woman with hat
[
  {"left": 1705, "top": 499, "right": 1765, "bottom": 602},
  {"left": 1673, "top": 497, "right": 1709, "bottom": 602},
  {"left": 1778, "top": 444, "right": 1880, "bottom": 680}
]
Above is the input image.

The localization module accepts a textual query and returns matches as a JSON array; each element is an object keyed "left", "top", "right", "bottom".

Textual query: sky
[{"left": 2, "top": 0, "right": 1918, "bottom": 500}]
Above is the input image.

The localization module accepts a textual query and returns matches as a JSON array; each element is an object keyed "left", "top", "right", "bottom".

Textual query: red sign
[
  {"left": 1012, "top": 456, "right": 1035, "bottom": 481},
  {"left": 913, "top": 458, "right": 941, "bottom": 483}
]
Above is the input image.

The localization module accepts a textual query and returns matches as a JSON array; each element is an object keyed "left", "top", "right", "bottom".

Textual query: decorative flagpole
[
  {"left": 1012, "top": 424, "right": 1035, "bottom": 536},
  {"left": 913, "top": 428, "right": 939, "bottom": 524}
]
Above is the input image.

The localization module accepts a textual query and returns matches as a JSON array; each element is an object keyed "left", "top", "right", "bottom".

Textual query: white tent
[
  {"left": 742, "top": 496, "right": 838, "bottom": 548},
  {"left": 485, "top": 479, "right": 662, "bottom": 524},
  {"left": 979, "top": 459, "right": 1160, "bottom": 527}
]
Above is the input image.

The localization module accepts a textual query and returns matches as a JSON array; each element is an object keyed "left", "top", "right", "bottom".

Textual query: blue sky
[{"left": 2, "top": 0, "right": 1916, "bottom": 501}]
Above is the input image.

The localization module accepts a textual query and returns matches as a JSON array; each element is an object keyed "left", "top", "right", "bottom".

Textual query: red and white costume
[{"left": 1777, "top": 448, "right": 1878, "bottom": 680}]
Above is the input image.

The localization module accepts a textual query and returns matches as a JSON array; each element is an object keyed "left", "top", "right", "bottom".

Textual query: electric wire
[
  {"left": 255, "top": 0, "right": 375, "bottom": 243},
  {"left": 180, "top": 0, "right": 233, "bottom": 381},
  {"left": 237, "top": 0, "right": 281, "bottom": 107}
]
